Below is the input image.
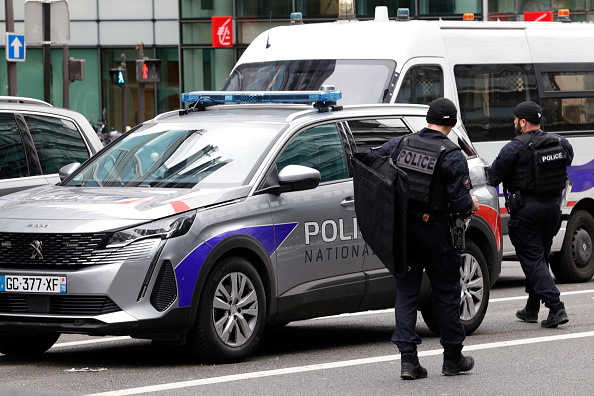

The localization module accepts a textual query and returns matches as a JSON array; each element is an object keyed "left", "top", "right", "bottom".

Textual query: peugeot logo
[{"left": 30, "top": 240, "right": 43, "bottom": 259}]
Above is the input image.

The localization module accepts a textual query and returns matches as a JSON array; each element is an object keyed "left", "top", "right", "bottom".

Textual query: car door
[
  {"left": 268, "top": 122, "right": 366, "bottom": 321},
  {"left": 344, "top": 116, "right": 417, "bottom": 310}
]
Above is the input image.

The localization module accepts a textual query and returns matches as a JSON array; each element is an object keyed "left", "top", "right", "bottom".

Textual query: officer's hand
[{"left": 471, "top": 196, "right": 480, "bottom": 212}]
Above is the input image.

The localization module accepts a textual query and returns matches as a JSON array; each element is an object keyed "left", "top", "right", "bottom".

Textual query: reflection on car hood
[{"left": 0, "top": 185, "right": 251, "bottom": 222}]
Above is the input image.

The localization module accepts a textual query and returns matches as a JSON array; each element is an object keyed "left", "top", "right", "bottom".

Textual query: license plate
[{"left": 0, "top": 275, "right": 67, "bottom": 294}]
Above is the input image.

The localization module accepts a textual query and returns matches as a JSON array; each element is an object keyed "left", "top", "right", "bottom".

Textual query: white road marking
[
  {"left": 86, "top": 331, "right": 594, "bottom": 396},
  {"left": 52, "top": 289, "right": 594, "bottom": 349}
]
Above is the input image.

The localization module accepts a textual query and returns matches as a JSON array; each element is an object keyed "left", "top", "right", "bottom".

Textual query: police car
[{"left": 0, "top": 89, "right": 500, "bottom": 362}]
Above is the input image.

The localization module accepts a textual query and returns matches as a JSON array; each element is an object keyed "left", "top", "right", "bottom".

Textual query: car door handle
[{"left": 341, "top": 196, "right": 355, "bottom": 207}]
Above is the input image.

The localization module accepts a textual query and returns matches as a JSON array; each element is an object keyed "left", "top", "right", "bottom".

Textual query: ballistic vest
[
  {"left": 504, "top": 132, "right": 567, "bottom": 194},
  {"left": 395, "top": 133, "right": 458, "bottom": 213}
]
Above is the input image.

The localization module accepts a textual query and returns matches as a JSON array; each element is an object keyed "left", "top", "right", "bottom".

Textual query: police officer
[
  {"left": 369, "top": 98, "right": 479, "bottom": 380},
  {"left": 491, "top": 101, "right": 574, "bottom": 328}
]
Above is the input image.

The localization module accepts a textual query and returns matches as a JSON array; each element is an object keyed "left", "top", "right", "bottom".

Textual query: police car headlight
[{"left": 106, "top": 211, "right": 197, "bottom": 248}]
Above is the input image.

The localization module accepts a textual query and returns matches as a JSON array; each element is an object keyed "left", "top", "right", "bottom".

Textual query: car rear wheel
[
  {"left": 185, "top": 256, "right": 266, "bottom": 363},
  {"left": 0, "top": 331, "right": 60, "bottom": 356},
  {"left": 421, "top": 240, "right": 490, "bottom": 336},
  {"left": 551, "top": 210, "right": 594, "bottom": 283}
]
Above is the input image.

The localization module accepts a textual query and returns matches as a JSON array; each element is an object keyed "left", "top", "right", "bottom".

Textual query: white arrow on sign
[{"left": 11, "top": 36, "right": 23, "bottom": 58}]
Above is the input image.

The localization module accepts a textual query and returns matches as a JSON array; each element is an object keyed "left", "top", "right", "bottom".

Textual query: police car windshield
[
  {"left": 65, "top": 122, "right": 281, "bottom": 189},
  {"left": 223, "top": 59, "right": 396, "bottom": 105}
]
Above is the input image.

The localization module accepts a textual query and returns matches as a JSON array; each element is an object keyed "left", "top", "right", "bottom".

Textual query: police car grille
[
  {"left": 0, "top": 234, "right": 160, "bottom": 268},
  {"left": 0, "top": 294, "right": 120, "bottom": 315}
]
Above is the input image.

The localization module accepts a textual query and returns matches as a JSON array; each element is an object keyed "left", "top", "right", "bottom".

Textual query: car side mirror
[
  {"left": 278, "top": 165, "right": 321, "bottom": 192},
  {"left": 58, "top": 162, "right": 81, "bottom": 181}
]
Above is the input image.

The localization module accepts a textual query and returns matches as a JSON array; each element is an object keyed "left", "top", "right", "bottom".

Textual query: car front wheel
[
  {"left": 185, "top": 256, "right": 266, "bottom": 363},
  {"left": 421, "top": 239, "right": 490, "bottom": 336}
]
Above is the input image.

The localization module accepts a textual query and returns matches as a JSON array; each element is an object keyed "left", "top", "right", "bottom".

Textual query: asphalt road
[{"left": 1, "top": 262, "right": 593, "bottom": 396}]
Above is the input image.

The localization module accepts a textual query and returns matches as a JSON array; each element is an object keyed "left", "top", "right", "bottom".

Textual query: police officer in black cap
[
  {"left": 369, "top": 98, "right": 479, "bottom": 380},
  {"left": 492, "top": 101, "right": 573, "bottom": 328}
]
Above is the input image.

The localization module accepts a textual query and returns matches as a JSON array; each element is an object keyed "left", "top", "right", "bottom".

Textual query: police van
[{"left": 225, "top": 7, "right": 594, "bottom": 283}]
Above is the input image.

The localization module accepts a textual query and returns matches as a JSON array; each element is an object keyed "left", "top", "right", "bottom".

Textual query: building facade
[{"left": 2, "top": 0, "right": 594, "bottom": 131}]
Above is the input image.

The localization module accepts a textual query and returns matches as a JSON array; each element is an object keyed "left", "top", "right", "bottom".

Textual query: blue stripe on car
[{"left": 174, "top": 223, "right": 298, "bottom": 307}]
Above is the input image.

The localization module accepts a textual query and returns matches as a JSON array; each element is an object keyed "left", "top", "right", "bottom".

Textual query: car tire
[
  {"left": 185, "top": 256, "right": 266, "bottom": 363},
  {"left": 550, "top": 210, "right": 594, "bottom": 283},
  {"left": 0, "top": 331, "right": 60, "bottom": 356},
  {"left": 421, "top": 240, "right": 490, "bottom": 336}
]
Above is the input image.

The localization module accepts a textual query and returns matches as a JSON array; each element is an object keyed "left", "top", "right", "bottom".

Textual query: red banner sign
[
  {"left": 212, "top": 16, "right": 233, "bottom": 47},
  {"left": 524, "top": 11, "right": 554, "bottom": 22}
]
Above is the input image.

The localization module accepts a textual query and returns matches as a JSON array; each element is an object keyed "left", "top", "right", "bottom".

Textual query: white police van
[{"left": 226, "top": 7, "right": 594, "bottom": 283}]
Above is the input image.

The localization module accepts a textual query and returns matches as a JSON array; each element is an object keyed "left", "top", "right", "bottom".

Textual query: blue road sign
[{"left": 6, "top": 33, "right": 26, "bottom": 62}]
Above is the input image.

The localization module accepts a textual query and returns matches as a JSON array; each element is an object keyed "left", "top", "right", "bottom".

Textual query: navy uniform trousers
[
  {"left": 508, "top": 201, "right": 562, "bottom": 304},
  {"left": 391, "top": 218, "right": 465, "bottom": 354}
]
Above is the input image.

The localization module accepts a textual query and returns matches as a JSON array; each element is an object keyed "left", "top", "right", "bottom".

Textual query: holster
[
  {"left": 504, "top": 188, "right": 524, "bottom": 214},
  {"left": 450, "top": 216, "right": 468, "bottom": 250}
]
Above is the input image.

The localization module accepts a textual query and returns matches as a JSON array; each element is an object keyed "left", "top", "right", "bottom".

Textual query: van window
[
  {"left": 536, "top": 66, "right": 594, "bottom": 133},
  {"left": 346, "top": 118, "right": 412, "bottom": 152},
  {"left": 276, "top": 124, "right": 348, "bottom": 183},
  {"left": 25, "top": 115, "right": 90, "bottom": 175},
  {"left": 395, "top": 65, "right": 443, "bottom": 105},
  {"left": 0, "top": 114, "right": 29, "bottom": 179},
  {"left": 224, "top": 59, "right": 396, "bottom": 105},
  {"left": 454, "top": 64, "right": 539, "bottom": 142}
]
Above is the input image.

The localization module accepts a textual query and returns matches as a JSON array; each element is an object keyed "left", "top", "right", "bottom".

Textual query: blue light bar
[{"left": 181, "top": 90, "right": 342, "bottom": 104}]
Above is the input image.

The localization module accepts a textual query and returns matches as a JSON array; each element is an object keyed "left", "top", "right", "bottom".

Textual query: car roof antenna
[{"left": 266, "top": 11, "right": 272, "bottom": 49}]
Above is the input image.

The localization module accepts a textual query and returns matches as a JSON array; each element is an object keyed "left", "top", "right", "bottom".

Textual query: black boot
[
  {"left": 400, "top": 350, "right": 427, "bottom": 380},
  {"left": 442, "top": 353, "right": 474, "bottom": 376},
  {"left": 541, "top": 301, "right": 569, "bottom": 328},
  {"left": 516, "top": 297, "right": 540, "bottom": 323}
]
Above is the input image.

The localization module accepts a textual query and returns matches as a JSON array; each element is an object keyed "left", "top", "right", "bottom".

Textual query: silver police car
[{"left": 0, "top": 90, "right": 501, "bottom": 363}]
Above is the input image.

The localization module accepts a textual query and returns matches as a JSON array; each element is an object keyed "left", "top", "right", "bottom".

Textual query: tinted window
[
  {"left": 347, "top": 118, "right": 412, "bottom": 152},
  {"left": 224, "top": 59, "right": 396, "bottom": 105},
  {"left": 25, "top": 115, "right": 90, "bottom": 174},
  {"left": 537, "top": 65, "right": 594, "bottom": 133},
  {"left": 454, "top": 64, "right": 539, "bottom": 142},
  {"left": 276, "top": 124, "right": 348, "bottom": 183},
  {"left": 0, "top": 114, "right": 29, "bottom": 179},
  {"left": 395, "top": 65, "right": 443, "bottom": 105}
]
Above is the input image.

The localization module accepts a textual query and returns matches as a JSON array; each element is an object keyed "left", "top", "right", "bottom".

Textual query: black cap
[
  {"left": 513, "top": 101, "right": 542, "bottom": 124},
  {"left": 426, "top": 98, "right": 457, "bottom": 126}
]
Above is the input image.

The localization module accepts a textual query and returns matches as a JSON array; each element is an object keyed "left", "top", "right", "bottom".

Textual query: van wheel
[
  {"left": 421, "top": 240, "right": 490, "bottom": 336},
  {"left": 551, "top": 210, "right": 594, "bottom": 283},
  {"left": 0, "top": 331, "right": 60, "bottom": 356},
  {"left": 185, "top": 257, "right": 266, "bottom": 363}
]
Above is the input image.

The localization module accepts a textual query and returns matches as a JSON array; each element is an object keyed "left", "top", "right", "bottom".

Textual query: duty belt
[
  {"left": 408, "top": 211, "right": 450, "bottom": 224},
  {"left": 520, "top": 193, "right": 561, "bottom": 205}
]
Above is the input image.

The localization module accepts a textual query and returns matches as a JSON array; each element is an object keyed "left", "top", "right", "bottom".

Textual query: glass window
[
  {"left": 183, "top": 48, "right": 236, "bottom": 92},
  {"left": 223, "top": 59, "right": 396, "bottom": 104},
  {"left": 277, "top": 124, "right": 348, "bottom": 183},
  {"left": 347, "top": 118, "right": 412, "bottom": 152},
  {"left": 540, "top": 97, "right": 594, "bottom": 132},
  {"left": 395, "top": 65, "right": 443, "bottom": 105},
  {"left": 67, "top": 121, "right": 280, "bottom": 189},
  {"left": 0, "top": 114, "right": 29, "bottom": 179},
  {"left": 518, "top": 0, "right": 552, "bottom": 12},
  {"left": 541, "top": 70, "right": 594, "bottom": 92},
  {"left": 488, "top": 0, "right": 515, "bottom": 13},
  {"left": 181, "top": 0, "right": 233, "bottom": 18},
  {"left": 156, "top": 48, "right": 181, "bottom": 115},
  {"left": 454, "top": 64, "right": 539, "bottom": 142},
  {"left": 553, "top": 0, "right": 586, "bottom": 11},
  {"left": 355, "top": 0, "right": 416, "bottom": 18},
  {"left": 25, "top": 115, "right": 90, "bottom": 175},
  {"left": 236, "top": 0, "right": 292, "bottom": 18},
  {"left": 181, "top": 23, "right": 213, "bottom": 45},
  {"left": 237, "top": 21, "right": 287, "bottom": 44}
]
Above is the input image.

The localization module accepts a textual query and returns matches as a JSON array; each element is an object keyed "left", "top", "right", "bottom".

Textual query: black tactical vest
[
  {"left": 504, "top": 132, "right": 567, "bottom": 194},
  {"left": 395, "top": 133, "right": 459, "bottom": 213}
]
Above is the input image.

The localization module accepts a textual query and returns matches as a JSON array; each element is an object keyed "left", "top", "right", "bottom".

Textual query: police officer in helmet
[
  {"left": 492, "top": 101, "right": 574, "bottom": 328},
  {"left": 369, "top": 98, "right": 479, "bottom": 379}
]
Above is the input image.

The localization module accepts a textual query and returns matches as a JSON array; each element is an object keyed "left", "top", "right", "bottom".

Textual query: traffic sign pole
[{"left": 4, "top": 0, "right": 18, "bottom": 96}]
